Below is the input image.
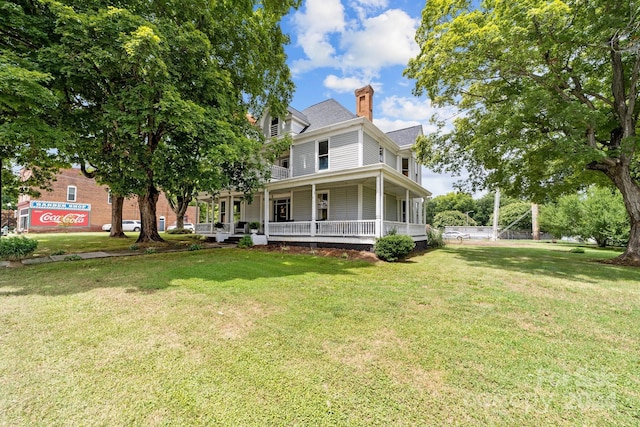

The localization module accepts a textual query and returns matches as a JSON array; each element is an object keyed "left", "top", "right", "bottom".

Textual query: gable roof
[
  {"left": 288, "top": 106, "right": 309, "bottom": 126},
  {"left": 385, "top": 125, "right": 423, "bottom": 148},
  {"left": 300, "top": 99, "right": 357, "bottom": 133}
]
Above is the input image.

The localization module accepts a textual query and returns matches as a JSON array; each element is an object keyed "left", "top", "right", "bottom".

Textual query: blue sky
[{"left": 280, "top": 0, "right": 462, "bottom": 196}]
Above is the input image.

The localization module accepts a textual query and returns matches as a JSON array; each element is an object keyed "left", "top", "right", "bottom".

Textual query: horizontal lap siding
[
  {"left": 385, "top": 194, "right": 397, "bottom": 221},
  {"left": 330, "top": 186, "right": 358, "bottom": 220},
  {"left": 293, "top": 141, "right": 315, "bottom": 177},
  {"left": 363, "top": 132, "right": 379, "bottom": 165},
  {"left": 245, "top": 196, "right": 261, "bottom": 220},
  {"left": 385, "top": 148, "right": 397, "bottom": 169},
  {"left": 293, "top": 189, "right": 311, "bottom": 221},
  {"left": 363, "top": 187, "right": 376, "bottom": 220},
  {"left": 330, "top": 131, "right": 358, "bottom": 171}
]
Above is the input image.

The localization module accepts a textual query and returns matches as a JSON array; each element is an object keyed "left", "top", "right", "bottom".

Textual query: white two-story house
[{"left": 196, "top": 85, "right": 432, "bottom": 250}]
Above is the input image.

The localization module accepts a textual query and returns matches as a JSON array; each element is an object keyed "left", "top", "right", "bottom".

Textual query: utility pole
[
  {"left": 491, "top": 189, "right": 500, "bottom": 241},
  {"left": 531, "top": 203, "right": 540, "bottom": 240}
]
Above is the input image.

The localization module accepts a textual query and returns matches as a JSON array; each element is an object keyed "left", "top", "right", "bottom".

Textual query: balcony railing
[{"left": 271, "top": 165, "right": 290, "bottom": 180}]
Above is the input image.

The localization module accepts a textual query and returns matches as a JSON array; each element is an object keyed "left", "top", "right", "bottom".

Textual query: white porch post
[
  {"left": 311, "top": 184, "right": 316, "bottom": 237},
  {"left": 405, "top": 189, "right": 410, "bottom": 235},
  {"left": 230, "top": 194, "right": 234, "bottom": 231},
  {"left": 376, "top": 173, "right": 384, "bottom": 238},
  {"left": 264, "top": 188, "right": 270, "bottom": 237}
]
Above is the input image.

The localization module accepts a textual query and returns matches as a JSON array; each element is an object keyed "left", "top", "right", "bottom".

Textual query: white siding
[
  {"left": 385, "top": 195, "right": 397, "bottom": 221},
  {"left": 292, "top": 141, "right": 315, "bottom": 177},
  {"left": 329, "top": 186, "right": 358, "bottom": 220},
  {"left": 330, "top": 131, "right": 359, "bottom": 171},
  {"left": 385, "top": 148, "right": 397, "bottom": 169},
  {"left": 293, "top": 189, "right": 311, "bottom": 221},
  {"left": 363, "top": 132, "right": 379, "bottom": 165},
  {"left": 245, "top": 196, "right": 261, "bottom": 220},
  {"left": 363, "top": 186, "right": 376, "bottom": 219}
]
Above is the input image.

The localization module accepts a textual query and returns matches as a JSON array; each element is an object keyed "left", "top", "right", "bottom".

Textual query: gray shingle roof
[
  {"left": 385, "top": 125, "right": 423, "bottom": 148},
  {"left": 287, "top": 106, "right": 309, "bottom": 126},
  {"left": 300, "top": 99, "right": 357, "bottom": 133}
]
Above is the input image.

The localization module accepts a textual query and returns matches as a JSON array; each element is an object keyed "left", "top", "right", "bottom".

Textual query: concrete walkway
[{"left": 1, "top": 243, "right": 232, "bottom": 268}]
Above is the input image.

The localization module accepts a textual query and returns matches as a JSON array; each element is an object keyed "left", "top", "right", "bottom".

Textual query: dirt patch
[{"left": 252, "top": 244, "right": 379, "bottom": 263}]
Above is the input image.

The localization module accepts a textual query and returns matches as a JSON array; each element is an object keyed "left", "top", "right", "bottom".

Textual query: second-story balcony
[{"left": 271, "top": 165, "right": 290, "bottom": 181}]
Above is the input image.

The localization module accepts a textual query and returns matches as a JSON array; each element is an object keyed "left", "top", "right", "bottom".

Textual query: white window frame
[
  {"left": 67, "top": 185, "right": 77, "bottom": 202},
  {"left": 318, "top": 140, "right": 329, "bottom": 171},
  {"left": 107, "top": 191, "right": 112, "bottom": 205}
]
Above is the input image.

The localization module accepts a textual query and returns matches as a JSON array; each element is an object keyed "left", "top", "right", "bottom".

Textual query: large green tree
[
  {"left": 40, "top": 0, "right": 297, "bottom": 242},
  {"left": 0, "top": 1, "right": 67, "bottom": 208},
  {"left": 406, "top": 1, "right": 640, "bottom": 263}
]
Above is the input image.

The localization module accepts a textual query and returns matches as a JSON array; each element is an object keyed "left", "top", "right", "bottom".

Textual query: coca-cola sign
[{"left": 30, "top": 208, "right": 90, "bottom": 227}]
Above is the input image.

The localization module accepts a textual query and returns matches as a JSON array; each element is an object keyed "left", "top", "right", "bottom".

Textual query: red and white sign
[{"left": 30, "top": 209, "right": 90, "bottom": 227}]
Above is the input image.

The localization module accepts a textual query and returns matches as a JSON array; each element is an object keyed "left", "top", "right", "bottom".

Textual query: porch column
[
  {"left": 230, "top": 194, "right": 234, "bottom": 232},
  {"left": 264, "top": 188, "right": 270, "bottom": 237},
  {"left": 375, "top": 173, "right": 384, "bottom": 238},
  {"left": 311, "top": 184, "right": 316, "bottom": 237},
  {"left": 405, "top": 189, "right": 410, "bottom": 236}
]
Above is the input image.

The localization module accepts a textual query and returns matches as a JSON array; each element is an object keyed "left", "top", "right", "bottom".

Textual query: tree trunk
[
  {"left": 109, "top": 194, "right": 127, "bottom": 238},
  {"left": 174, "top": 194, "right": 191, "bottom": 229},
  {"left": 137, "top": 185, "right": 164, "bottom": 243},
  {"left": 608, "top": 165, "right": 640, "bottom": 264}
]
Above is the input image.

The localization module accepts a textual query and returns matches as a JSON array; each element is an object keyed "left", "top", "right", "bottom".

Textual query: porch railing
[
  {"left": 316, "top": 220, "right": 376, "bottom": 236},
  {"left": 383, "top": 221, "right": 426, "bottom": 236},
  {"left": 269, "top": 221, "right": 311, "bottom": 235},
  {"left": 271, "top": 165, "right": 290, "bottom": 180}
]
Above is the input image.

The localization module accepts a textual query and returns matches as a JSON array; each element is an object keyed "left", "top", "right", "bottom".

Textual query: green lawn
[
  {"left": 16, "top": 232, "right": 204, "bottom": 257},
  {"left": 1, "top": 243, "right": 639, "bottom": 425}
]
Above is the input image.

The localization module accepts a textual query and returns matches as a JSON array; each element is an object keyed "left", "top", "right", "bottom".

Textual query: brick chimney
[{"left": 355, "top": 85, "right": 374, "bottom": 121}]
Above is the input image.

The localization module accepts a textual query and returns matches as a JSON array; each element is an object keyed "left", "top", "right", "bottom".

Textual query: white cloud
[
  {"left": 291, "top": 0, "right": 346, "bottom": 74},
  {"left": 373, "top": 117, "right": 421, "bottom": 133},
  {"left": 341, "top": 9, "right": 419, "bottom": 70},
  {"left": 378, "top": 95, "right": 460, "bottom": 133},
  {"left": 324, "top": 75, "right": 368, "bottom": 93}
]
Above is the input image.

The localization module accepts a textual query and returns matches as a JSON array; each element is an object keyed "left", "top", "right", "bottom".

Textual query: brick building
[{"left": 16, "top": 168, "right": 197, "bottom": 233}]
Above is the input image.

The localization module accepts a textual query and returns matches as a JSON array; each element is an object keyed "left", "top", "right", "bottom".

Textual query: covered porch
[{"left": 195, "top": 166, "right": 430, "bottom": 246}]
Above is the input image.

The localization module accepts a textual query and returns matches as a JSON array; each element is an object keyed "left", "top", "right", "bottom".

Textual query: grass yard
[{"left": 1, "top": 243, "right": 639, "bottom": 425}]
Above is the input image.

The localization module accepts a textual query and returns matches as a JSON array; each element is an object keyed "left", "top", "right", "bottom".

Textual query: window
[
  {"left": 107, "top": 191, "right": 112, "bottom": 205},
  {"left": 317, "top": 192, "right": 328, "bottom": 221},
  {"left": 402, "top": 158, "right": 409, "bottom": 176},
  {"left": 273, "top": 199, "right": 290, "bottom": 222},
  {"left": 220, "top": 201, "right": 226, "bottom": 223},
  {"left": 318, "top": 140, "right": 329, "bottom": 170},
  {"left": 270, "top": 117, "right": 279, "bottom": 137},
  {"left": 67, "top": 186, "right": 77, "bottom": 202},
  {"left": 379, "top": 146, "right": 384, "bottom": 163},
  {"left": 233, "top": 200, "right": 241, "bottom": 223}
]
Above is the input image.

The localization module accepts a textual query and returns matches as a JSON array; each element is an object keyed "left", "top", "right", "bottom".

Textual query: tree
[
  {"left": 541, "top": 186, "right": 629, "bottom": 247},
  {"left": 0, "top": 1, "right": 67, "bottom": 209},
  {"left": 492, "top": 202, "right": 532, "bottom": 232},
  {"left": 433, "top": 210, "right": 477, "bottom": 228},
  {"left": 406, "top": 1, "right": 640, "bottom": 264},
  {"left": 424, "top": 192, "right": 475, "bottom": 224},
  {"left": 41, "top": 0, "right": 298, "bottom": 243}
]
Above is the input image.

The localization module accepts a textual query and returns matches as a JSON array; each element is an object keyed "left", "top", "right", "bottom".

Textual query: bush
[
  {"left": 0, "top": 236, "right": 38, "bottom": 260},
  {"left": 374, "top": 234, "right": 415, "bottom": 262},
  {"left": 166, "top": 228, "right": 193, "bottom": 234},
  {"left": 249, "top": 221, "right": 260, "bottom": 230},
  {"left": 427, "top": 228, "right": 444, "bottom": 248},
  {"left": 188, "top": 244, "right": 202, "bottom": 251},
  {"left": 238, "top": 235, "right": 253, "bottom": 248}
]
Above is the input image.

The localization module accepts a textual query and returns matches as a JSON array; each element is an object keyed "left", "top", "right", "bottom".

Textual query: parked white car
[
  {"left": 102, "top": 220, "right": 141, "bottom": 232},
  {"left": 442, "top": 231, "right": 471, "bottom": 240},
  {"left": 167, "top": 223, "right": 195, "bottom": 232}
]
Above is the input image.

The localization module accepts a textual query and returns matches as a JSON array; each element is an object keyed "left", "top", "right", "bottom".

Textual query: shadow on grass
[
  {"left": 0, "top": 248, "right": 375, "bottom": 297},
  {"left": 444, "top": 244, "right": 638, "bottom": 283}
]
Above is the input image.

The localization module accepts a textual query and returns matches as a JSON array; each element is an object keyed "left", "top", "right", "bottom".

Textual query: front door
[{"left": 273, "top": 199, "right": 290, "bottom": 222}]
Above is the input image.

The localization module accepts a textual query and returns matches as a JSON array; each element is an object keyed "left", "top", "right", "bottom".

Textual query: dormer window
[{"left": 270, "top": 117, "right": 279, "bottom": 137}]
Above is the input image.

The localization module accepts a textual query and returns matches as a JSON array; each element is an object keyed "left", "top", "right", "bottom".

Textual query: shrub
[
  {"left": 166, "top": 228, "right": 193, "bottom": 234},
  {"left": 188, "top": 244, "right": 202, "bottom": 251},
  {"left": 426, "top": 228, "right": 445, "bottom": 248},
  {"left": 249, "top": 221, "right": 261, "bottom": 230},
  {"left": 238, "top": 235, "right": 253, "bottom": 248},
  {"left": 0, "top": 236, "right": 38, "bottom": 260},
  {"left": 129, "top": 244, "right": 139, "bottom": 250},
  {"left": 374, "top": 234, "right": 415, "bottom": 262}
]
